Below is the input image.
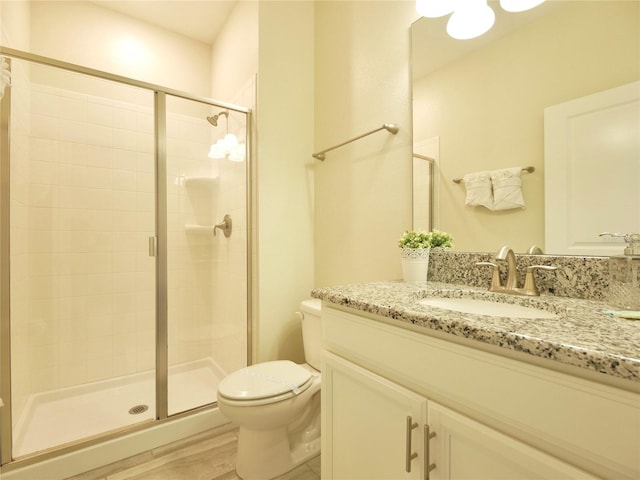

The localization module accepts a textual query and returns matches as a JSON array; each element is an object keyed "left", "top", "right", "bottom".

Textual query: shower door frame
[{"left": 0, "top": 46, "right": 253, "bottom": 469}]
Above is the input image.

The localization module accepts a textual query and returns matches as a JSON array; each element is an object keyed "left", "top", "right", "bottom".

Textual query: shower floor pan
[{"left": 12, "top": 358, "right": 226, "bottom": 458}]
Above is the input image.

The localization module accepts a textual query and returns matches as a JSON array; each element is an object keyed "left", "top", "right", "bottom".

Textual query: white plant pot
[{"left": 400, "top": 248, "right": 430, "bottom": 283}]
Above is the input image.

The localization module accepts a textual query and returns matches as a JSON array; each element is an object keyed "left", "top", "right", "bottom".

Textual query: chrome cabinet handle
[
  {"left": 406, "top": 416, "right": 418, "bottom": 472},
  {"left": 424, "top": 424, "right": 436, "bottom": 480}
]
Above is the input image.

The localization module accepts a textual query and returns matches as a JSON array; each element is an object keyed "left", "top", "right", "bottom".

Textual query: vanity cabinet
[
  {"left": 323, "top": 352, "right": 597, "bottom": 480},
  {"left": 323, "top": 352, "right": 428, "bottom": 479},
  {"left": 321, "top": 305, "right": 639, "bottom": 480}
]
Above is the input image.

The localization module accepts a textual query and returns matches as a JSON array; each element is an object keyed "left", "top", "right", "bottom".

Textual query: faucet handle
[
  {"left": 527, "top": 265, "right": 557, "bottom": 273},
  {"left": 477, "top": 261, "right": 498, "bottom": 268},
  {"left": 476, "top": 261, "right": 502, "bottom": 291},
  {"left": 523, "top": 265, "right": 557, "bottom": 296}
]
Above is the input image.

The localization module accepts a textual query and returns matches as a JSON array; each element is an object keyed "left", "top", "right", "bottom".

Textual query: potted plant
[{"left": 398, "top": 229, "right": 453, "bottom": 283}]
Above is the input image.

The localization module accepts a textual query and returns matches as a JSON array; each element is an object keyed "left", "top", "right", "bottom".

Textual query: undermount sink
[{"left": 418, "top": 297, "right": 558, "bottom": 319}]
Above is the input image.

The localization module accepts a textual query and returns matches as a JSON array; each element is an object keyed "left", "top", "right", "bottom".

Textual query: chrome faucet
[{"left": 476, "top": 246, "right": 557, "bottom": 296}]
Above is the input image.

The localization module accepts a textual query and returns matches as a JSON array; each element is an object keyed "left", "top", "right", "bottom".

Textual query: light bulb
[
  {"left": 209, "top": 134, "right": 243, "bottom": 160},
  {"left": 223, "top": 133, "right": 239, "bottom": 148},
  {"left": 499, "top": 0, "right": 545, "bottom": 13},
  {"left": 447, "top": 0, "right": 495, "bottom": 40},
  {"left": 228, "top": 144, "right": 246, "bottom": 162},
  {"left": 416, "top": 0, "right": 456, "bottom": 18},
  {"left": 208, "top": 142, "right": 225, "bottom": 159}
]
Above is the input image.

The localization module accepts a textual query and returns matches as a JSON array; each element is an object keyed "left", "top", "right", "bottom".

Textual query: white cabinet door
[
  {"left": 428, "top": 402, "right": 599, "bottom": 480},
  {"left": 322, "top": 352, "right": 428, "bottom": 480}
]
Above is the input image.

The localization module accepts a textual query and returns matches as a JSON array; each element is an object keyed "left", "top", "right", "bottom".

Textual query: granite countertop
[{"left": 311, "top": 281, "right": 640, "bottom": 384}]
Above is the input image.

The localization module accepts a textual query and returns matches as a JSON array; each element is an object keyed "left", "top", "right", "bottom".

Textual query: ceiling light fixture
[
  {"left": 447, "top": 0, "right": 495, "bottom": 40},
  {"left": 417, "top": 0, "right": 545, "bottom": 40}
]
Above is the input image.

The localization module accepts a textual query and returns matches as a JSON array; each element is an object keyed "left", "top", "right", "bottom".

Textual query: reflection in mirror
[
  {"left": 412, "top": 153, "right": 434, "bottom": 232},
  {"left": 544, "top": 81, "right": 639, "bottom": 256},
  {"left": 412, "top": 1, "right": 639, "bottom": 254}
]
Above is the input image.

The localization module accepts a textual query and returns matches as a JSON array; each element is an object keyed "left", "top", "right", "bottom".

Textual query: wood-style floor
[{"left": 65, "top": 424, "right": 321, "bottom": 480}]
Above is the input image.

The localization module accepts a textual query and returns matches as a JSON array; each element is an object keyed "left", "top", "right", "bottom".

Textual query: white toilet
[{"left": 216, "top": 299, "right": 322, "bottom": 480}]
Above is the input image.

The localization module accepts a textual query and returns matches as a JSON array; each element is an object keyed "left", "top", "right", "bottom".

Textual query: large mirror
[{"left": 411, "top": 1, "right": 639, "bottom": 254}]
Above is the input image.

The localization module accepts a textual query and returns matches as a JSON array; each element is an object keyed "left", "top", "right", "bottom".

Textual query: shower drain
[{"left": 128, "top": 404, "right": 149, "bottom": 415}]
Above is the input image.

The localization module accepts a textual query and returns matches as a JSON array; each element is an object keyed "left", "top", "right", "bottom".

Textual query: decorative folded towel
[
  {"left": 462, "top": 171, "right": 493, "bottom": 210},
  {"left": 490, "top": 167, "right": 525, "bottom": 211}
]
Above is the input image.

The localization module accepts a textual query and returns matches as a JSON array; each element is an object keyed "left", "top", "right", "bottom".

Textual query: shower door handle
[{"left": 149, "top": 236, "right": 157, "bottom": 257}]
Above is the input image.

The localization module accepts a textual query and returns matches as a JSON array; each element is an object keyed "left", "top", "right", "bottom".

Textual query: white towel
[
  {"left": 462, "top": 171, "right": 493, "bottom": 209},
  {"left": 490, "top": 167, "right": 525, "bottom": 211}
]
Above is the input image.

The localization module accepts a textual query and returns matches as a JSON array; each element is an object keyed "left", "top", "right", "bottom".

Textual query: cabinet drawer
[{"left": 323, "top": 305, "right": 640, "bottom": 479}]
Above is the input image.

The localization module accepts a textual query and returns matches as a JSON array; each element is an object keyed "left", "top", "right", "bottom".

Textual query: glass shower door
[
  {"left": 7, "top": 59, "right": 157, "bottom": 457},
  {"left": 164, "top": 94, "right": 248, "bottom": 415}
]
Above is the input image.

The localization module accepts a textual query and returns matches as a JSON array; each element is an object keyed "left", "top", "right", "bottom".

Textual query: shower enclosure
[{"left": 0, "top": 47, "right": 251, "bottom": 469}]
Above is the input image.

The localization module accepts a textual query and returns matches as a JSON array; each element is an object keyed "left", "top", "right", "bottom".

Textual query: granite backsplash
[{"left": 428, "top": 250, "right": 610, "bottom": 301}]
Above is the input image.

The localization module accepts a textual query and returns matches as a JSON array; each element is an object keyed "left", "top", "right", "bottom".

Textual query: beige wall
[
  {"left": 314, "top": 0, "right": 416, "bottom": 287},
  {"left": 255, "top": 1, "right": 315, "bottom": 363},
  {"left": 413, "top": 1, "right": 639, "bottom": 253},
  {"left": 210, "top": 1, "right": 258, "bottom": 102},
  {"left": 29, "top": 1, "right": 212, "bottom": 96},
  {"left": 0, "top": 0, "right": 30, "bottom": 49}
]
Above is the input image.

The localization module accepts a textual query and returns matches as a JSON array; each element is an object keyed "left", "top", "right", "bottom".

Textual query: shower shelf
[
  {"left": 184, "top": 176, "right": 218, "bottom": 188},
  {"left": 185, "top": 224, "right": 214, "bottom": 234}
]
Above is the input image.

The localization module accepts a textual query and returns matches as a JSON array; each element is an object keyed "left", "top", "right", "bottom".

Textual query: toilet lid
[{"left": 218, "top": 360, "right": 312, "bottom": 401}]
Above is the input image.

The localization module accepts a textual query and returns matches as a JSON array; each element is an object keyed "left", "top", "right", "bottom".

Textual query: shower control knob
[{"left": 214, "top": 214, "right": 232, "bottom": 238}]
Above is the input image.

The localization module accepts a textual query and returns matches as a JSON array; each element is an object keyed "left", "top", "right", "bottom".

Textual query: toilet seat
[{"left": 217, "top": 360, "right": 313, "bottom": 407}]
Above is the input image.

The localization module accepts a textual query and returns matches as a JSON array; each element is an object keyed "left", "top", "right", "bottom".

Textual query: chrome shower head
[{"left": 207, "top": 110, "right": 229, "bottom": 126}]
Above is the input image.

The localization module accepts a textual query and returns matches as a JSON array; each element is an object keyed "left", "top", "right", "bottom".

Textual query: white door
[
  {"left": 322, "top": 352, "right": 428, "bottom": 480},
  {"left": 428, "top": 401, "right": 599, "bottom": 479},
  {"left": 545, "top": 81, "right": 640, "bottom": 255}
]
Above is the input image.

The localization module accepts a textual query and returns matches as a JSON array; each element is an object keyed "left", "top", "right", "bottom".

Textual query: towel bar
[
  {"left": 453, "top": 166, "right": 535, "bottom": 183},
  {"left": 312, "top": 123, "right": 399, "bottom": 161}
]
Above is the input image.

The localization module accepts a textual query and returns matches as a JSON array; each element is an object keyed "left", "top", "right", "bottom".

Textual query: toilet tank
[{"left": 299, "top": 299, "right": 322, "bottom": 371}]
